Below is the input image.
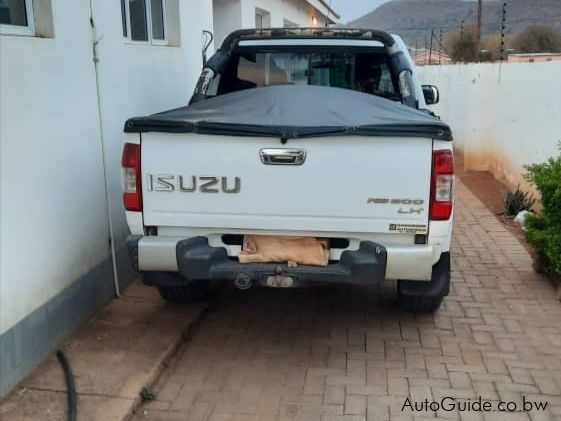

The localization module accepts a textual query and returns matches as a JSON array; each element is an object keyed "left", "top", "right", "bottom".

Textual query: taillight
[
  {"left": 430, "top": 150, "right": 454, "bottom": 220},
  {"left": 121, "top": 143, "right": 142, "bottom": 212}
]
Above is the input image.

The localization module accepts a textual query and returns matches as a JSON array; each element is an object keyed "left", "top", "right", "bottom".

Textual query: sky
[{"left": 329, "top": 0, "right": 390, "bottom": 23}]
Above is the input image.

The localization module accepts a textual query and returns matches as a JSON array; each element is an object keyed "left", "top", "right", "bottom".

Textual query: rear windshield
[{"left": 216, "top": 48, "right": 400, "bottom": 100}]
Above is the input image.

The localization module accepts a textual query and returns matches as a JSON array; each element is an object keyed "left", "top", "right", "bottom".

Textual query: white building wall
[
  {"left": 0, "top": 0, "right": 112, "bottom": 396},
  {"left": 213, "top": 0, "right": 242, "bottom": 49},
  {"left": 418, "top": 62, "right": 561, "bottom": 190},
  {"left": 0, "top": 0, "right": 214, "bottom": 397},
  {"left": 0, "top": 0, "right": 108, "bottom": 336}
]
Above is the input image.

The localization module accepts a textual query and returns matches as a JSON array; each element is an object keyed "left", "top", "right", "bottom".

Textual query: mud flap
[{"left": 397, "top": 252, "right": 451, "bottom": 299}]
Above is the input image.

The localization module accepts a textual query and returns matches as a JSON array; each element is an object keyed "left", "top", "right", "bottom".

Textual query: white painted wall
[
  {"left": 418, "top": 62, "right": 561, "bottom": 190},
  {"left": 91, "top": 0, "right": 214, "bottom": 286},
  {"left": 0, "top": 0, "right": 215, "bottom": 337},
  {"left": 213, "top": 0, "right": 242, "bottom": 48},
  {"left": 0, "top": 0, "right": 109, "bottom": 335}
]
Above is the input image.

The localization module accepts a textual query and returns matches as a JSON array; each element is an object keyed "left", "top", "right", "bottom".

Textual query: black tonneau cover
[{"left": 125, "top": 85, "right": 452, "bottom": 141}]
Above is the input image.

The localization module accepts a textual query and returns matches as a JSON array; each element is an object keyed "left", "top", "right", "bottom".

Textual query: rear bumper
[
  {"left": 129, "top": 236, "right": 387, "bottom": 286},
  {"left": 179, "top": 237, "right": 386, "bottom": 286},
  {"left": 127, "top": 234, "right": 439, "bottom": 283}
]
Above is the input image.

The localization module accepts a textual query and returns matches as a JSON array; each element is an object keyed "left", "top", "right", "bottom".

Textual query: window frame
[
  {"left": 148, "top": 0, "right": 167, "bottom": 45},
  {"left": 255, "top": 10, "right": 264, "bottom": 29},
  {"left": 255, "top": 7, "right": 270, "bottom": 29},
  {"left": 0, "top": 0, "right": 35, "bottom": 37},
  {"left": 123, "top": 0, "right": 168, "bottom": 46}
]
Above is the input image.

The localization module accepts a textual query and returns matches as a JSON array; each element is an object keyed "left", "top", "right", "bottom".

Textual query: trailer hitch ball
[{"left": 234, "top": 273, "right": 252, "bottom": 290}]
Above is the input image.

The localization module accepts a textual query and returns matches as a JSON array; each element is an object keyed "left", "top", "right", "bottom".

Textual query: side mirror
[{"left": 422, "top": 85, "right": 440, "bottom": 105}]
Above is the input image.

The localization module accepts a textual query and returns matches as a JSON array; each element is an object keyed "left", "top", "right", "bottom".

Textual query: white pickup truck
[{"left": 123, "top": 28, "right": 454, "bottom": 312}]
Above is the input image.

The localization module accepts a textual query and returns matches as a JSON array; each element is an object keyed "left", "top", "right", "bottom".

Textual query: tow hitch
[
  {"left": 234, "top": 273, "right": 252, "bottom": 290},
  {"left": 265, "top": 266, "right": 295, "bottom": 288}
]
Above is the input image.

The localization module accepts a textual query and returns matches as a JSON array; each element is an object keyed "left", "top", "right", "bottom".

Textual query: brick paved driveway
[{"left": 134, "top": 181, "right": 561, "bottom": 421}]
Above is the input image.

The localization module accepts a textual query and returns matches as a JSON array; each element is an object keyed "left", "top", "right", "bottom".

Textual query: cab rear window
[{"left": 217, "top": 49, "right": 401, "bottom": 100}]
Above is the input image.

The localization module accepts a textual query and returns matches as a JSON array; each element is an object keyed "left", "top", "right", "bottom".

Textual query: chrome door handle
[{"left": 259, "top": 149, "right": 306, "bottom": 165}]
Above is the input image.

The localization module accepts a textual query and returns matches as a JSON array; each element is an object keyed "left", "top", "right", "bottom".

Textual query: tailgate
[{"left": 141, "top": 133, "right": 433, "bottom": 234}]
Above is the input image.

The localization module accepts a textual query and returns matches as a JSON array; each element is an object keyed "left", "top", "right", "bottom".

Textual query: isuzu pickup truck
[{"left": 123, "top": 28, "right": 454, "bottom": 312}]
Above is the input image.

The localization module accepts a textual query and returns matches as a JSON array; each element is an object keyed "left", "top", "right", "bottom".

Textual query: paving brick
[
  {"left": 450, "top": 372, "right": 472, "bottom": 389},
  {"left": 366, "top": 367, "right": 387, "bottom": 388},
  {"left": 303, "top": 373, "right": 326, "bottom": 395},
  {"left": 345, "top": 395, "right": 367, "bottom": 415},
  {"left": 387, "top": 377, "right": 409, "bottom": 397},
  {"left": 426, "top": 362, "right": 449, "bottom": 380},
  {"left": 532, "top": 376, "right": 561, "bottom": 396},
  {"left": 326, "top": 376, "right": 367, "bottom": 386},
  {"left": 347, "top": 385, "right": 385, "bottom": 396},
  {"left": 324, "top": 386, "right": 346, "bottom": 405},
  {"left": 483, "top": 359, "right": 508, "bottom": 375},
  {"left": 322, "top": 416, "right": 366, "bottom": 421}
]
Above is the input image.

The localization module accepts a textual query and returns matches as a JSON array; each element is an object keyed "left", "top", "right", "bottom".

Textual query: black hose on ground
[{"left": 56, "top": 350, "right": 77, "bottom": 421}]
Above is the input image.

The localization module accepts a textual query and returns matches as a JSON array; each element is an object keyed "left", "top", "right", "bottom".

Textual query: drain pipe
[{"left": 89, "top": 0, "right": 121, "bottom": 297}]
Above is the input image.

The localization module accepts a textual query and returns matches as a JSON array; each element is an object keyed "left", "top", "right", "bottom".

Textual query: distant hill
[{"left": 348, "top": 0, "right": 561, "bottom": 44}]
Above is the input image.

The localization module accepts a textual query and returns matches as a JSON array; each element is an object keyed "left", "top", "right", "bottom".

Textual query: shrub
[
  {"left": 524, "top": 146, "right": 561, "bottom": 278},
  {"left": 513, "top": 26, "right": 561, "bottom": 54},
  {"left": 504, "top": 187, "right": 535, "bottom": 217}
]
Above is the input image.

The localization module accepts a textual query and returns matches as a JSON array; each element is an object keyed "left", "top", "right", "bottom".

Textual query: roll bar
[
  {"left": 190, "top": 28, "right": 417, "bottom": 108},
  {"left": 220, "top": 28, "right": 396, "bottom": 53}
]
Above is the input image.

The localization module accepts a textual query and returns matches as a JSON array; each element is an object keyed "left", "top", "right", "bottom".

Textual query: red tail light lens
[
  {"left": 121, "top": 143, "right": 142, "bottom": 212},
  {"left": 430, "top": 150, "right": 454, "bottom": 220}
]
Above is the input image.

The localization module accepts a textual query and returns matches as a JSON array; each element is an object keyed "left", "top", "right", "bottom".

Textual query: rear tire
[{"left": 158, "top": 281, "right": 209, "bottom": 304}]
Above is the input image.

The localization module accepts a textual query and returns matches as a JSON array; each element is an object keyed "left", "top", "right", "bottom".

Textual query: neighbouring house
[
  {"left": 213, "top": 0, "right": 339, "bottom": 46},
  {"left": 0, "top": 0, "right": 338, "bottom": 398},
  {"left": 411, "top": 48, "right": 452, "bottom": 66},
  {"left": 507, "top": 52, "right": 561, "bottom": 63}
]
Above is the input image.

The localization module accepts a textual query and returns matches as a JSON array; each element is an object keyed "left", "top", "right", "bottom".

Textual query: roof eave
[{"left": 306, "top": 0, "right": 340, "bottom": 22}]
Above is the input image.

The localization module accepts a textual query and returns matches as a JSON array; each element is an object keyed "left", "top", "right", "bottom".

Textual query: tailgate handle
[{"left": 260, "top": 149, "right": 306, "bottom": 166}]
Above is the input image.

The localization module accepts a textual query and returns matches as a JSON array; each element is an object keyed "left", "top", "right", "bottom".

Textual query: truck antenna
[{"left": 202, "top": 30, "right": 214, "bottom": 66}]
